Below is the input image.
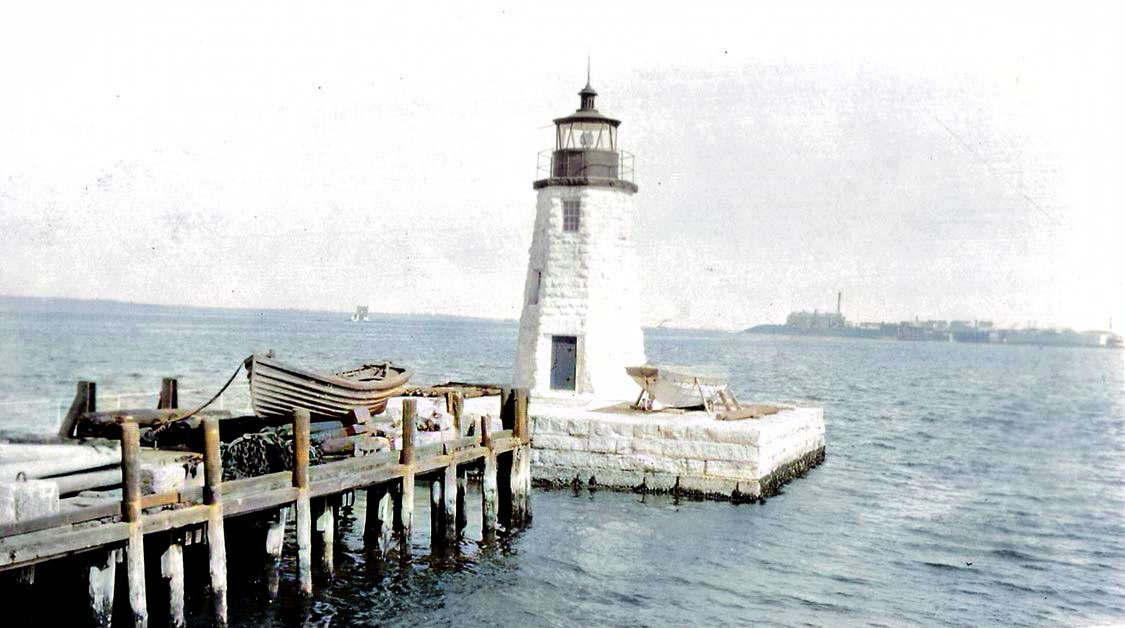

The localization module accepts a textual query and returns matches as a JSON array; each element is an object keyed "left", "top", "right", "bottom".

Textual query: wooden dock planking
[
  {"left": 0, "top": 387, "right": 532, "bottom": 625},
  {"left": 0, "top": 434, "right": 524, "bottom": 571}
]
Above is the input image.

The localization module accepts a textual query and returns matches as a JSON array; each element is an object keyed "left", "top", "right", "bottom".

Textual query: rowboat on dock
[{"left": 244, "top": 353, "right": 413, "bottom": 423}]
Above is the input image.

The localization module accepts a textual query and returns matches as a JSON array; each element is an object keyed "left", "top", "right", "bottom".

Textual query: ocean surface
[{"left": 0, "top": 299, "right": 1122, "bottom": 627}]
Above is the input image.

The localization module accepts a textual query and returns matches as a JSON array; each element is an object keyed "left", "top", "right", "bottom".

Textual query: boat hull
[
  {"left": 245, "top": 354, "right": 413, "bottom": 423},
  {"left": 625, "top": 365, "right": 730, "bottom": 409}
]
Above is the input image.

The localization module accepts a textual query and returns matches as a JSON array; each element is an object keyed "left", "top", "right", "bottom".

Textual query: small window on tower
[
  {"left": 563, "top": 200, "right": 581, "bottom": 232},
  {"left": 529, "top": 270, "right": 541, "bottom": 305}
]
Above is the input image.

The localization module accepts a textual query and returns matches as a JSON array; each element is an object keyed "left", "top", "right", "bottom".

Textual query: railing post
[
  {"left": 58, "top": 380, "right": 95, "bottom": 438},
  {"left": 293, "top": 409, "right": 313, "bottom": 595},
  {"left": 394, "top": 399, "right": 416, "bottom": 547},
  {"left": 158, "top": 378, "right": 179, "bottom": 409},
  {"left": 120, "top": 420, "right": 149, "bottom": 627},
  {"left": 202, "top": 416, "right": 227, "bottom": 626}
]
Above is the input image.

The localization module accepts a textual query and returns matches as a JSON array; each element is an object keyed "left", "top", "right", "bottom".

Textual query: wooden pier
[{"left": 0, "top": 386, "right": 532, "bottom": 627}]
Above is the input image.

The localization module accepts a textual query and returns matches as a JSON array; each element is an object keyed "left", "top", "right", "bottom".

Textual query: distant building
[
  {"left": 785, "top": 310, "right": 846, "bottom": 330},
  {"left": 786, "top": 291, "right": 846, "bottom": 329}
]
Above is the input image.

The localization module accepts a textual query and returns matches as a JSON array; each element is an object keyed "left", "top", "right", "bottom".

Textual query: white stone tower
[{"left": 514, "top": 75, "right": 645, "bottom": 400}]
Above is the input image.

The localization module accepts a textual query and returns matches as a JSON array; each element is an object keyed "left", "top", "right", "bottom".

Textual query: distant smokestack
[{"left": 837, "top": 291, "right": 842, "bottom": 316}]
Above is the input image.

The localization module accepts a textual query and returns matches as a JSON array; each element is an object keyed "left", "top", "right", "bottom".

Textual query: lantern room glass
[{"left": 556, "top": 121, "right": 617, "bottom": 151}]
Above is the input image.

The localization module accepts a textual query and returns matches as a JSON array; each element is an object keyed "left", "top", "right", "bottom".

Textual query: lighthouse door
[{"left": 550, "top": 335, "right": 578, "bottom": 390}]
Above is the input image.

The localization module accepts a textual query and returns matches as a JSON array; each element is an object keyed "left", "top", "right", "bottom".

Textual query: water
[{"left": 1, "top": 300, "right": 1122, "bottom": 626}]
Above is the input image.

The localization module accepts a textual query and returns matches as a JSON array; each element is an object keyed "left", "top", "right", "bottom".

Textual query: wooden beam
[
  {"left": 478, "top": 414, "right": 496, "bottom": 541},
  {"left": 413, "top": 454, "right": 454, "bottom": 475},
  {"left": 293, "top": 409, "right": 313, "bottom": 596},
  {"left": 429, "top": 477, "right": 443, "bottom": 552},
  {"left": 223, "top": 487, "right": 299, "bottom": 517},
  {"left": 444, "top": 461, "right": 459, "bottom": 545},
  {"left": 0, "top": 502, "right": 121, "bottom": 538},
  {"left": 88, "top": 549, "right": 116, "bottom": 627},
  {"left": 264, "top": 507, "right": 288, "bottom": 601},
  {"left": 141, "top": 505, "right": 209, "bottom": 535},
  {"left": 203, "top": 417, "right": 228, "bottom": 626},
  {"left": 160, "top": 534, "right": 185, "bottom": 628},
  {"left": 510, "top": 388, "right": 532, "bottom": 527},
  {"left": 442, "top": 436, "right": 479, "bottom": 452},
  {"left": 363, "top": 484, "right": 392, "bottom": 558},
  {"left": 500, "top": 387, "right": 515, "bottom": 431},
  {"left": 57, "top": 380, "right": 95, "bottom": 439},
  {"left": 394, "top": 399, "right": 416, "bottom": 548},
  {"left": 315, "top": 497, "right": 334, "bottom": 578},
  {"left": 308, "top": 464, "right": 406, "bottom": 498},
  {"left": 515, "top": 387, "right": 530, "bottom": 444},
  {"left": 157, "top": 378, "right": 178, "bottom": 410},
  {"left": 121, "top": 421, "right": 149, "bottom": 626},
  {"left": 0, "top": 521, "right": 130, "bottom": 571}
]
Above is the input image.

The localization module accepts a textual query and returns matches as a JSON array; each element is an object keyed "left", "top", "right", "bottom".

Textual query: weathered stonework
[
  {"left": 525, "top": 398, "right": 825, "bottom": 502},
  {"left": 513, "top": 185, "right": 645, "bottom": 400}
]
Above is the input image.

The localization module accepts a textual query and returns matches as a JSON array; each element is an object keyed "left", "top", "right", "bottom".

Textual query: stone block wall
[
  {"left": 529, "top": 402, "right": 825, "bottom": 501},
  {"left": 513, "top": 185, "right": 645, "bottom": 400}
]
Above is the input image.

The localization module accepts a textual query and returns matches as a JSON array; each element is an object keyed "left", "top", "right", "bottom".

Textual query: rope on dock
[{"left": 146, "top": 363, "right": 243, "bottom": 443}]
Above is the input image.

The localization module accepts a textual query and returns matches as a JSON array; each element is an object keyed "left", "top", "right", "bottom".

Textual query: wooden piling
[
  {"left": 1, "top": 384, "right": 534, "bottom": 620},
  {"left": 514, "top": 387, "right": 530, "bottom": 445},
  {"left": 510, "top": 388, "right": 532, "bottom": 526},
  {"left": 429, "top": 478, "right": 444, "bottom": 551},
  {"left": 203, "top": 416, "right": 228, "bottom": 626},
  {"left": 315, "top": 498, "right": 334, "bottom": 577},
  {"left": 157, "top": 378, "right": 179, "bottom": 410},
  {"left": 121, "top": 421, "right": 149, "bottom": 627},
  {"left": 394, "top": 400, "right": 416, "bottom": 546},
  {"left": 160, "top": 535, "right": 185, "bottom": 628},
  {"left": 363, "top": 485, "right": 393, "bottom": 557},
  {"left": 264, "top": 507, "right": 288, "bottom": 600},
  {"left": 58, "top": 380, "right": 95, "bottom": 438},
  {"left": 87, "top": 550, "right": 116, "bottom": 627},
  {"left": 442, "top": 462, "right": 458, "bottom": 545},
  {"left": 497, "top": 389, "right": 515, "bottom": 528},
  {"left": 450, "top": 391, "right": 467, "bottom": 535},
  {"left": 293, "top": 408, "right": 313, "bottom": 595},
  {"left": 480, "top": 415, "right": 498, "bottom": 539},
  {"left": 455, "top": 471, "right": 467, "bottom": 536}
]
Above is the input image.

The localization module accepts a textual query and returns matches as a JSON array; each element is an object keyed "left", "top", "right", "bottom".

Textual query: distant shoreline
[
  {"left": 0, "top": 294, "right": 516, "bottom": 326},
  {"left": 0, "top": 294, "right": 723, "bottom": 334},
  {"left": 745, "top": 323, "right": 1123, "bottom": 349}
]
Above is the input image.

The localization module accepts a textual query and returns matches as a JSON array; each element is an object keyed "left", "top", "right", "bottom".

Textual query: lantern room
[{"left": 534, "top": 79, "right": 636, "bottom": 192}]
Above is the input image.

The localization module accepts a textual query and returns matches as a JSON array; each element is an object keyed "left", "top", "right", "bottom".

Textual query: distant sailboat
[{"left": 351, "top": 305, "right": 369, "bottom": 322}]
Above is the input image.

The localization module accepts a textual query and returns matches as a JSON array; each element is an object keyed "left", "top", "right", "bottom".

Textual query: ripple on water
[{"left": 1, "top": 310, "right": 1123, "bottom": 626}]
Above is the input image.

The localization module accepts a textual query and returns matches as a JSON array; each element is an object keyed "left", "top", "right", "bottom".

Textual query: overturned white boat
[{"left": 625, "top": 364, "right": 735, "bottom": 413}]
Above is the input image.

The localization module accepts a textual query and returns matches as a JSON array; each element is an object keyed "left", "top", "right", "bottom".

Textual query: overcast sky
[{"left": 1, "top": 2, "right": 1121, "bottom": 331}]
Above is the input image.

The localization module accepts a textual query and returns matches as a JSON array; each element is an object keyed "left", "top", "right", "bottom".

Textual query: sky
[{"left": 1, "top": 2, "right": 1122, "bottom": 331}]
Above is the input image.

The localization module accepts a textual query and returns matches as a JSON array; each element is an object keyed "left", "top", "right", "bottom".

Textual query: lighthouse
[{"left": 513, "top": 74, "right": 645, "bottom": 400}]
